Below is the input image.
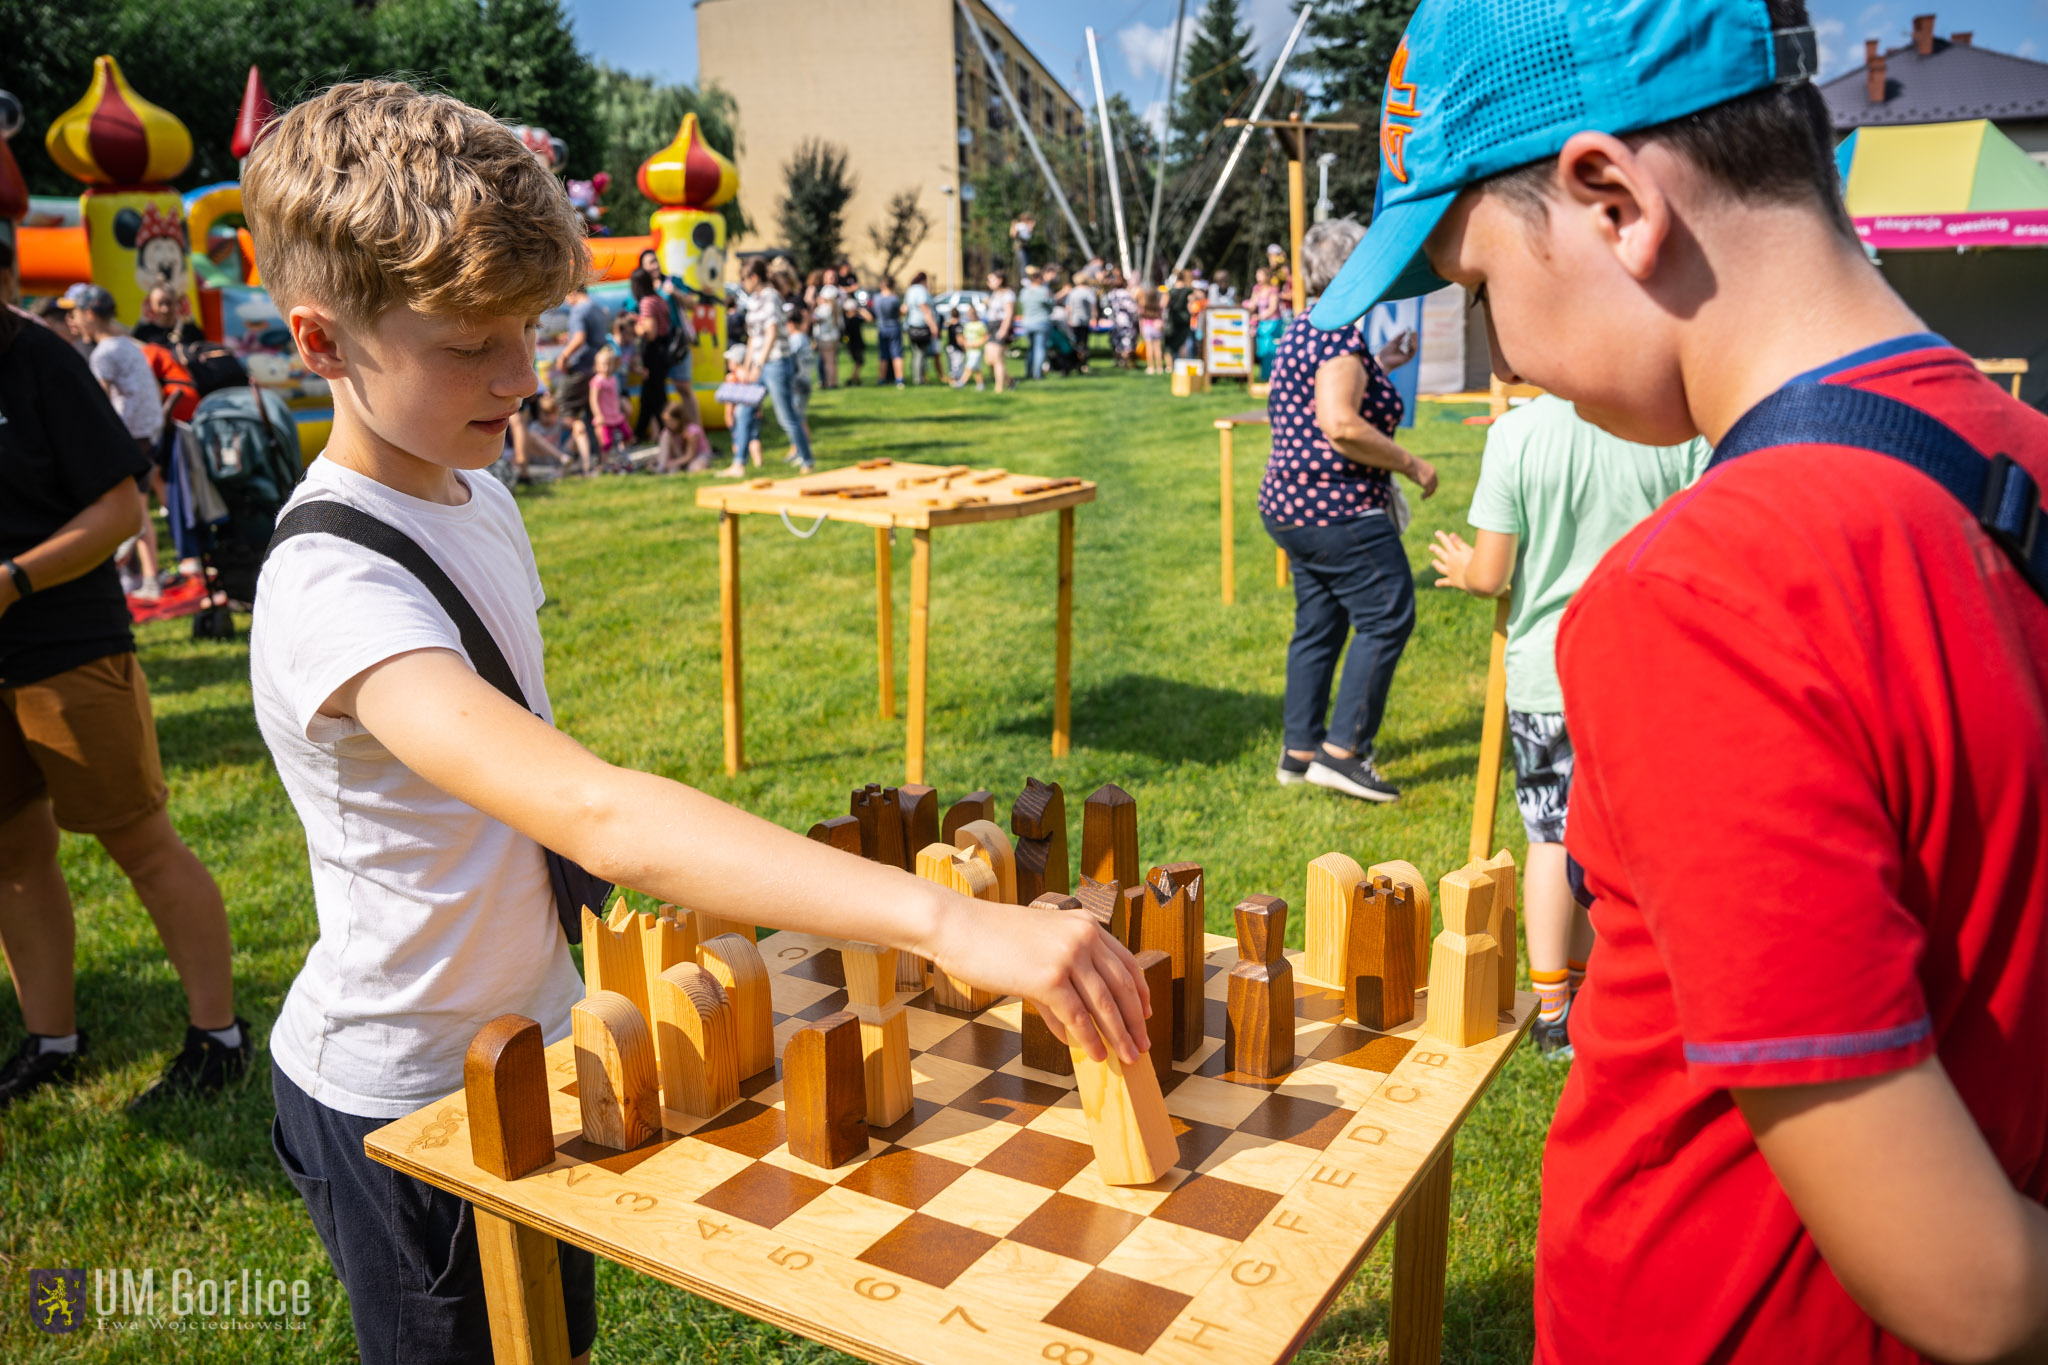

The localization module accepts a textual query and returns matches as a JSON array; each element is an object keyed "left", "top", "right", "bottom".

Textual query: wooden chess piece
[
  {"left": 465, "top": 1014, "right": 555, "bottom": 1180},
  {"left": 1145, "top": 863, "right": 1207, "bottom": 1061},
  {"left": 1344, "top": 875, "right": 1415, "bottom": 1032},
  {"left": 1303, "top": 853, "right": 1364, "bottom": 989},
  {"left": 1422, "top": 866, "right": 1499, "bottom": 1048},
  {"left": 651, "top": 962, "right": 738, "bottom": 1118},
  {"left": 896, "top": 784, "right": 940, "bottom": 870},
  {"left": 1134, "top": 948, "right": 1174, "bottom": 1088},
  {"left": 952, "top": 819, "right": 1017, "bottom": 903},
  {"left": 1081, "top": 783, "right": 1139, "bottom": 889},
  {"left": 807, "top": 815, "right": 863, "bottom": 853},
  {"left": 941, "top": 790, "right": 996, "bottom": 844},
  {"left": 582, "top": 897, "right": 652, "bottom": 1030},
  {"left": 1369, "top": 859, "right": 1433, "bottom": 989},
  {"left": 1474, "top": 849, "right": 1519, "bottom": 1011},
  {"left": 1020, "top": 894, "right": 1083, "bottom": 1075},
  {"left": 642, "top": 907, "right": 699, "bottom": 1080},
  {"left": 571, "top": 991, "right": 662, "bottom": 1151},
  {"left": 1071, "top": 1040, "right": 1177, "bottom": 1186},
  {"left": 1226, "top": 895, "right": 1294, "bottom": 1078},
  {"left": 1075, "top": 876, "right": 1127, "bottom": 944},
  {"left": 783, "top": 1011, "right": 869, "bottom": 1168},
  {"left": 852, "top": 784, "right": 905, "bottom": 869},
  {"left": 914, "top": 842, "right": 1001, "bottom": 1011},
  {"left": 841, "top": 941, "right": 914, "bottom": 1127},
  {"left": 696, "top": 932, "right": 774, "bottom": 1078},
  {"left": 1011, "top": 777, "right": 1069, "bottom": 901}
]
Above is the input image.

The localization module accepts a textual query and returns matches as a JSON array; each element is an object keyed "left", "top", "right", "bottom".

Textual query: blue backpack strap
[{"left": 1711, "top": 382, "right": 2047, "bottom": 602}]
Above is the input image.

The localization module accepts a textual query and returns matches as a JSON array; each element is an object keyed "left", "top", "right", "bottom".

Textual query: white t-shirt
[
  {"left": 89, "top": 334, "right": 163, "bottom": 442},
  {"left": 252, "top": 457, "right": 584, "bottom": 1118}
]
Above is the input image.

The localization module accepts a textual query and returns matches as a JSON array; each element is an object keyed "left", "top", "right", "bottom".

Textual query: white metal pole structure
[
  {"left": 1085, "top": 28, "right": 1133, "bottom": 279},
  {"left": 1169, "top": 2, "right": 1315, "bottom": 278},
  {"left": 955, "top": 0, "right": 1093, "bottom": 261},
  {"left": 1141, "top": 0, "right": 1189, "bottom": 287},
  {"left": 1314, "top": 151, "right": 1337, "bottom": 223},
  {"left": 940, "top": 183, "right": 958, "bottom": 293}
]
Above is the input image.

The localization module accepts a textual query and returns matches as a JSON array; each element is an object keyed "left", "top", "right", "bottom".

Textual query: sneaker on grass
[
  {"left": 127, "top": 1016, "right": 252, "bottom": 1114},
  {"left": 1276, "top": 752, "right": 1311, "bottom": 786},
  {"left": 1306, "top": 749, "right": 1400, "bottom": 803},
  {"left": 1532, "top": 993, "right": 1576, "bottom": 1062},
  {"left": 0, "top": 1031, "right": 88, "bottom": 1109}
]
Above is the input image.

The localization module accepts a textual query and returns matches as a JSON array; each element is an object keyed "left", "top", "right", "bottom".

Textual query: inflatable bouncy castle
[{"left": 637, "top": 112, "right": 738, "bottom": 428}]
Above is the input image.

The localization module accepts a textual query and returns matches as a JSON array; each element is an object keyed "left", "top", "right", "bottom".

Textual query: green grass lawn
[{"left": 2, "top": 364, "right": 1564, "bottom": 1363}]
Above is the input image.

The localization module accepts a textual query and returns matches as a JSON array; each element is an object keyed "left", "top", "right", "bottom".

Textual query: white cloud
[
  {"left": 1243, "top": 0, "right": 1298, "bottom": 65},
  {"left": 1118, "top": 17, "right": 1185, "bottom": 84},
  {"left": 1142, "top": 99, "right": 1168, "bottom": 139},
  {"left": 1814, "top": 17, "right": 1851, "bottom": 77},
  {"left": 2023, "top": 37, "right": 2042, "bottom": 57},
  {"left": 987, "top": 0, "right": 1017, "bottom": 18}
]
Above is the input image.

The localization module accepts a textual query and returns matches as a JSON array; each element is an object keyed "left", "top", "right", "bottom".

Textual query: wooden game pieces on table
[
  {"left": 1421, "top": 865, "right": 1501, "bottom": 1049},
  {"left": 1226, "top": 895, "right": 1295, "bottom": 1079},
  {"left": 652, "top": 962, "right": 739, "bottom": 1119},
  {"left": 570, "top": 991, "right": 661, "bottom": 1152},
  {"left": 698, "top": 932, "right": 774, "bottom": 1081},
  {"left": 842, "top": 942, "right": 914, "bottom": 1128},
  {"left": 696, "top": 461, "right": 1095, "bottom": 783},
  {"left": 1011, "top": 777, "right": 1069, "bottom": 904},
  {"left": 369, "top": 781, "right": 1535, "bottom": 1365},
  {"left": 1020, "top": 894, "right": 1083, "bottom": 1076}
]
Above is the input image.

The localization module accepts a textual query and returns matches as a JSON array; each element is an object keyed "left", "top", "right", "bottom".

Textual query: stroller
[
  {"left": 1043, "top": 320, "right": 1085, "bottom": 377},
  {"left": 167, "top": 383, "right": 305, "bottom": 637}
]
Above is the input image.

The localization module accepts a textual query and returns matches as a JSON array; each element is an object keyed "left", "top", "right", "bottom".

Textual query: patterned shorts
[{"left": 1508, "top": 709, "right": 1574, "bottom": 845}]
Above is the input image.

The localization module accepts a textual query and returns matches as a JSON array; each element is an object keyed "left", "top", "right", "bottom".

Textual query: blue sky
[{"left": 565, "top": 0, "right": 2048, "bottom": 124}]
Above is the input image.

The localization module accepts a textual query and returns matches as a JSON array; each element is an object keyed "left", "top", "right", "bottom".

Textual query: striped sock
[
  {"left": 1532, "top": 969, "right": 1571, "bottom": 1023},
  {"left": 1567, "top": 958, "right": 1588, "bottom": 998}
]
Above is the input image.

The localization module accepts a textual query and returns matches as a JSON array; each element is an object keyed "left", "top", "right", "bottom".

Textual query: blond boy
[{"left": 245, "top": 82, "right": 1148, "bottom": 1365}]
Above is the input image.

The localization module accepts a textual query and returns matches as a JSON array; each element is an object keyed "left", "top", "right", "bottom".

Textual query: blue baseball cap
[{"left": 1312, "top": 0, "right": 1819, "bottom": 329}]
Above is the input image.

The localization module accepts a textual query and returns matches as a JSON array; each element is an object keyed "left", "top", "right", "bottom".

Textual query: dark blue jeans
[{"left": 1266, "top": 512, "right": 1416, "bottom": 754}]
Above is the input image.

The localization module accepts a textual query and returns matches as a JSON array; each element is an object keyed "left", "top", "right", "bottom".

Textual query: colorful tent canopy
[{"left": 1836, "top": 119, "right": 2048, "bottom": 248}]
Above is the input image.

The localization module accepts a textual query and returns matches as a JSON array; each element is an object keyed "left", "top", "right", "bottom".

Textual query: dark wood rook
[{"left": 1346, "top": 875, "right": 1416, "bottom": 1031}]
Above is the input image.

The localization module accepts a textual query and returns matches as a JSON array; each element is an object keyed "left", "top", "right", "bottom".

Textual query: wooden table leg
[
  {"left": 907, "top": 529, "right": 931, "bottom": 785},
  {"left": 1468, "top": 595, "right": 1513, "bottom": 862},
  {"left": 719, "top": 511, "right": 743, "bottom": 775},
  {"left": 475, "top": 1207, "right": 571, "bottom": 1365},
  {"left": 876, "top": 526, "right": 895, "bottom": 720},
  {"left": 1053, "top": 507, "right": 1073, "bottom": 757},
  {"left": 1218, "top": 422, "right": 1235, "bottom": 605},
  {"left": 1276, "top": 547, "right": 1290, "bottom": 588},
  {"left": 1389, "top": 1139, "right": 1454, "bottom": 1365}
]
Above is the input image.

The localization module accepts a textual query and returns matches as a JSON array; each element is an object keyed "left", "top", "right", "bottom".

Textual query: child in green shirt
[{"left": 1431, "top": 394, "right": 1707, "bottom": 1056}]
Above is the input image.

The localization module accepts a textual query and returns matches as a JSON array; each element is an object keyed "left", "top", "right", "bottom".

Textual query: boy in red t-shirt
[{"left": 1314, "top": 0, "right": 2047, "bottom": 1361}]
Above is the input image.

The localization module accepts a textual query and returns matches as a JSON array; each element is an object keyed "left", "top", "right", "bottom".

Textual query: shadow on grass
[
  {"left": 156, "top": 703, "right": 274, "bottom": 775},
  {"left": 140, "top": 642, "right": 251, "bottom": 698},
  {"left": 998, "top": 672, "right": 1280, "bottom": 764}
]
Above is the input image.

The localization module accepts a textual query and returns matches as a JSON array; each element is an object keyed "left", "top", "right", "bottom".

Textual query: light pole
[
  {"left": 939, "top": 184, "right": 957, "bottom": 294},
  {"left": 1314, "top": 152, "right": 1337, "bottom": 223}
]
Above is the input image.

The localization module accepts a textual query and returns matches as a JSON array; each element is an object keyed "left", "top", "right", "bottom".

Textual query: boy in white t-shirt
[{"left": 244, "top": 81, "right": 1150, "bottom": 1365}]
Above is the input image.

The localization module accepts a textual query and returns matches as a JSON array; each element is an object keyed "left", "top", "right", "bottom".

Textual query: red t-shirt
[{"left": 1537, "top": 337, "right": 2048, "bottom": 1364}]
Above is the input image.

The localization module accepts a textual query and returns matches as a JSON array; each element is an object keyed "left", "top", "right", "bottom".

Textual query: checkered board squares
[{"left": 368, "top": 931, "right": 1535, "bottom": 1365}]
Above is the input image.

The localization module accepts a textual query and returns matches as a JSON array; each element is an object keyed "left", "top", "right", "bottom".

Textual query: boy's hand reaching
[
  {"left": 1431, "top": 529, "right": 1477, "bottom": 590},
  {"left": 923, "top": 897, "right": 1151, "bottom": 1066}
]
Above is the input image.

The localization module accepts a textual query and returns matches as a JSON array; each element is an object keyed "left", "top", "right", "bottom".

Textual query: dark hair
[
  {"left": 630, "top": 268, "right": 655, "bottom": 301},
  {"left": 1484, "top": 0, "right": 1851, "bottom": 241},
  {"left": 910, "top": 271, "right": 927, "bottom": 287}
]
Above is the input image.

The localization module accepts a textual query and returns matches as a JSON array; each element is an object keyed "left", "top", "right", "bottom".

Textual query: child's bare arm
[
  {"left": 1429, "top": 528, "right": 1515, "bottom": 597},
  {"left": 1735, "top": 1059, "right": 2048, "bottom": 1364},
  {"left": 331, "top": 647, "right": 1152, "bottom": 1063}
]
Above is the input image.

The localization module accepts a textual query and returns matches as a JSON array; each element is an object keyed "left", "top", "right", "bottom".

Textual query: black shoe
[
  {"left": 1306, "top": 749, "right": 1401, "bottom": 803},
  {"left": 1532, "top": 994, "right": 1576, "bottom": 1061},
  {"left": 1276, "top": 752, "right": 1311, "bottom": 786},
  {"left": 0, "top": 1031, "right": 88, "bottom": 1109},
  {"left": 127, "top": 1016, "right": 251, "bottom": 1113}
]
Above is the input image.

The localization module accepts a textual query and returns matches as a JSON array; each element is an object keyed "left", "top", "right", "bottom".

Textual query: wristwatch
[{"left": 2, "top": 558, "right": 31, "bottom": 599}]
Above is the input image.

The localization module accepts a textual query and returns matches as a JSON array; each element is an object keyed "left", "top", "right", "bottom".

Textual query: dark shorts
[
  {"left": 551, "top": 368, "right": 594, "bottom": 423},
  {"left": 270, "top": 1062, "right": 597, "bottom": 1365},
  {"left": 1508, "top": 708, "right": 1574, "bottom": 844},
  {"left": 0, "top": 650, "right": 167, "bottom": 834}
]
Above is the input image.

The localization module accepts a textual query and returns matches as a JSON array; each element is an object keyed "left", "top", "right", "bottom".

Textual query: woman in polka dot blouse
[{"left": 1259, "top": 217, "right": 1436, "bottom": 803}]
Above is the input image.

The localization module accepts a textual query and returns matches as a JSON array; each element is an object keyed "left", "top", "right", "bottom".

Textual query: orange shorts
[{"left": 0, "top": 651, "right": 168, "bottom": 834}]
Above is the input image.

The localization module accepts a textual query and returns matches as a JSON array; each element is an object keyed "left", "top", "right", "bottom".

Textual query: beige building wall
[{"left": 698, "top": 0, "right": 1085, "bottom": 291}]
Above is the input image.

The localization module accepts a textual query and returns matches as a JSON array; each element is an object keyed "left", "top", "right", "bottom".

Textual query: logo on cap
[{"left": 1381, "top": 37, "right": 1420, "bottom": 185}]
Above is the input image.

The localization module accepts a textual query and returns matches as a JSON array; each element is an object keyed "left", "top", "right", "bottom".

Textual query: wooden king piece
[
  {"left": 571, "top": 991, "right": 662, "bottom": 1152},
  {"left": 1227, "top": 895, "right": 1294, "bottom": 1078},
  {"left": 1145, "top": 863, "right": 1206, "bottom": 1061},
  {"left": 464, "top": 1014, "right": 555, "bottom": 1180},
  {"left": 1422, "top": 866, "right": 1500, "bottom": 1048},
  {"left": 696, "top": 932, "right": 774, "bottom": 1078},
  {"left": 1303, "top": 853, "right": 1365, "bottom": 989},
  {"left": 1020, "top": 894, "right": 1083, "bottom": 1075},
  {"left": 841, "top": 941, "right": 914, "bottom": 1127},
  {"left": 1011, "top": 777, "right": 1069, "bottom": 902}
]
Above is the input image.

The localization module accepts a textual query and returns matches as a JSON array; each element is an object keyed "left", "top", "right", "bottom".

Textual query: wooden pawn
[
  {"left": 1303, "top": 852, "right": 1365, "bottom": 989},
  {"left": 807, "top": 815, "right": 863, "bottom": 853},
  {"left": 696, "top": 932, "right": 774, "bottom": 1078},
  {"left": 1134, "top": 948, "right": 1174, "bottom": 1089},
  {"left": 570, "top": 991, "right": 661, "bottom": 1152},
  {"left": 941, "top": 790, "right": 996, "bottom": 845},
  {"left": 464, "top": 1014, "right": 555, "bottom": 1181},
  {"left": 1071, "top": 1040, "right": 1178, "bottom": 1186},
  {"left": 1081, "top": 782, "right": 1140, "bottom": 889},
  {"left": 651, "top": 962, "right": 738, "bottom": 1118}
]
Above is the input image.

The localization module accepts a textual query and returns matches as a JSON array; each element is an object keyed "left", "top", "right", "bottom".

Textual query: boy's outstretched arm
[
  {"left": 1735, "top": 1060, "right": 2048, "bottom": 1365},
  {"left": 332, "top": 648, "right": 1151, "bottom": 1064},
  {"left": 1429, "top": 528, "right": 1515, "bottom": 598}
]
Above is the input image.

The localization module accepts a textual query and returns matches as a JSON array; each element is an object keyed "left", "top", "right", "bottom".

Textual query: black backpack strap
[
  {"left": 267, "top": 501, "right": 530, "bottom": 708},
  {"left": 1711, "top": 382, "right": 2047, "bottom": 601}
]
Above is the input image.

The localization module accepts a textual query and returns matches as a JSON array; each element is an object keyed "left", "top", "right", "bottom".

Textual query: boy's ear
[
  {"left": 1556, "top": 131, "right": 1671, "bottom": 285},
  {"left": 290, "top": 304, "right": 349, "bottom": 382}
]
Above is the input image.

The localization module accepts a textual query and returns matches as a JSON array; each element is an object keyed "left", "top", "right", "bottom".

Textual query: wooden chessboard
[
  {"left": 366, "top": 930, "right": 1534, "bottom": 1365},
  {"left": 693, "top": 460, "right": 1097, "bottom": 529}
]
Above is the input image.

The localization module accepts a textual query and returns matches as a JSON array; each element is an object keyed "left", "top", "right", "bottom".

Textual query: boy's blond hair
[{"left": 244, "top": 80, "right": 590, "bottom": 326}]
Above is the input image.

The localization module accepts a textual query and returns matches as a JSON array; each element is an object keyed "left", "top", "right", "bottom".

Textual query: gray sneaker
[
  {"left": 1276, "top": 752, "right": 1311, "bottom": 786},
  {"left": 1306, "top": 750, "right": 1400, "bottom": 803}
]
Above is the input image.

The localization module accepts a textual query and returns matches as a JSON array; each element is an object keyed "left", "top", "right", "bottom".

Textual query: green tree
[
  {"left": 589, "top": 65, "right": 745, "bottom": 241},
  {"left": 1168, "top": 0, "right": 1257, "bottom": 165},
  {"left": 776, "top": 138, "right": 854, "bottom": 273},
  {"left": 1291, "top": 0, "right": 1421, "bottom": 218},
  {"left": 867, "top": 188, "right": 930, "bottom": 283}
]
